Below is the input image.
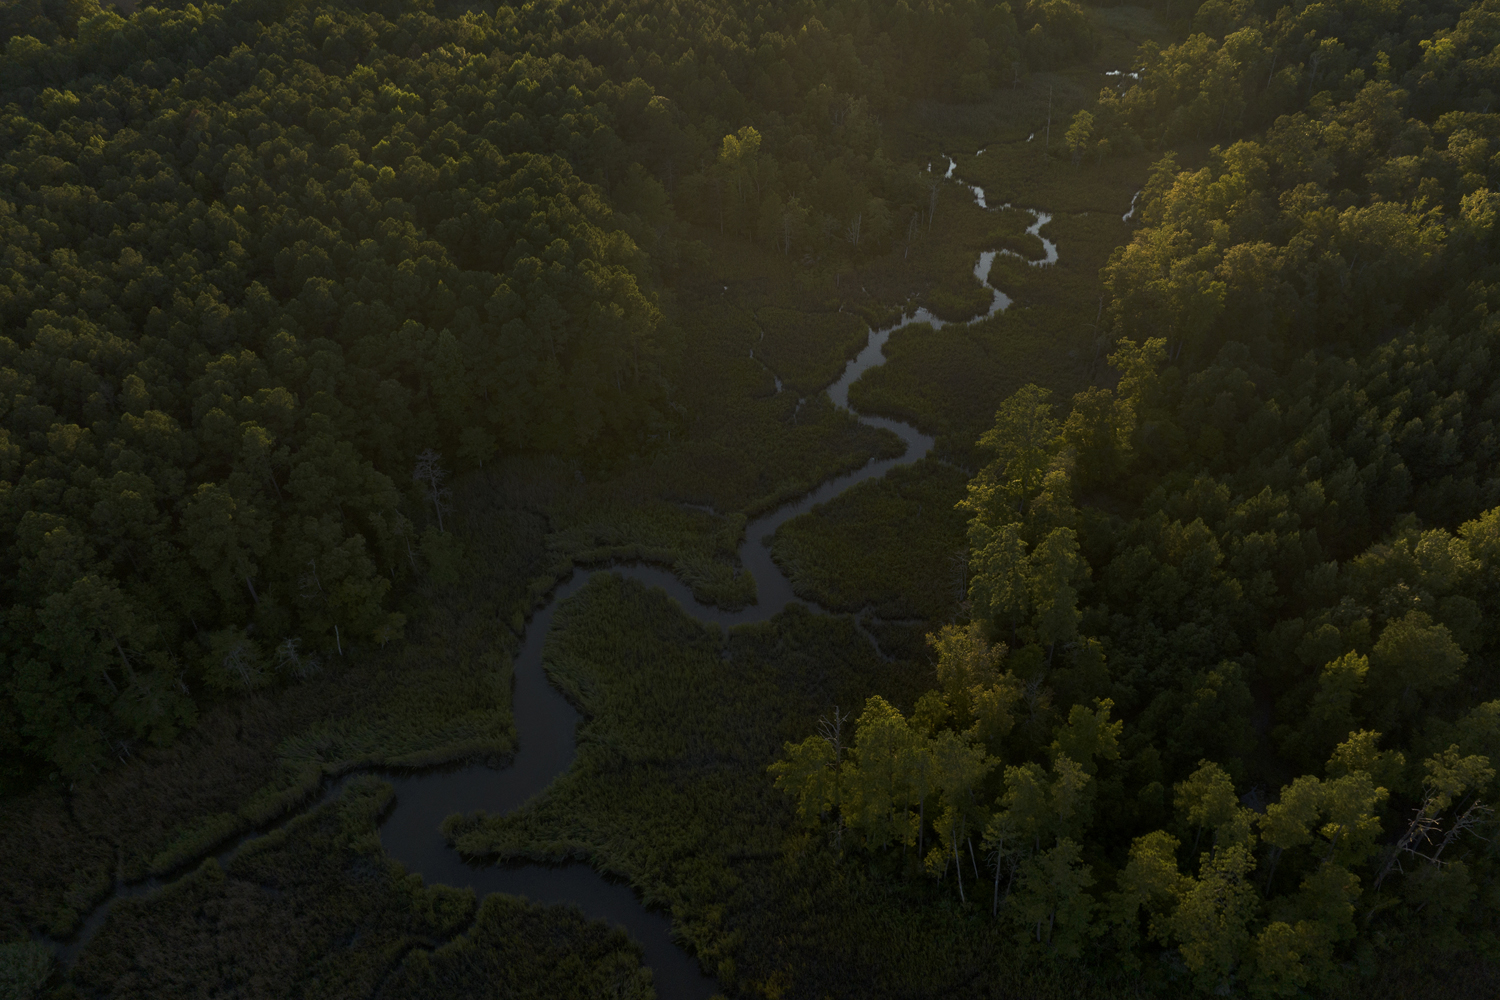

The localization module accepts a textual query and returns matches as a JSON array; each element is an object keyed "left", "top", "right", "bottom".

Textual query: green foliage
[
  {"left": 0, "top": 475, "right": 548, "bottom": 942},
  {"left": 1018, "top": 0, "right": 1096, "bottom": 69},
  {"left": 845, "top": 121, "right": 1148, "bottom": 464},
  {"left": 770, "top": 459, "right": 970, "bottom": 620},
  {"left": 376, "top": 893, "right": 655, "bottom": 1000},
  {"left": 1064, "top": 109, "right": 1096, "bottom": 166},
  {"left": 3, "top": 0, "right": 684, "bottom": 777},
  {"left": 767, "top": 1, "right": 1500, "bottom": 988},
  {"left": 1008, "top": 838, "right": 1094, "bottom": 956},
  {"left": 1102, "top": 830, "right": 1185, "bottom": 963},
  {"left": 447, "top": 574, "right": 950, "bottom": 996},
  {"left": 67, "top": 777, "right": 478, "bottom": 999},
  {"left": 10, "top": 0, "right": 1500, "bottom": 995},
  {"left": 0, "top": 939, "right": 53, "bottom": 1000},
  {"left": 753, "top": 307, "right": 867, "bottom": 396},
  {"left": 3, "top": 0, "right": 1048, "bottom": 783},
  {"left": 1049, "top": 699, "right": 1121, "bottom": 776},
  {"left": 1098, "top": 7, "right": 1500, "bottom": 363},
  {"left": 903, "top": 329, "right": 1500, "bottom": 988},
  {"left": 1170, "top": 844, "right": 1259, "bottom": 993}
]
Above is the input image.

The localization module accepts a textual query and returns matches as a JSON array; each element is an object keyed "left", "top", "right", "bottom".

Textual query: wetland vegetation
[{"left": 3, "top": 0, "right": 1500, "bottom": 996}]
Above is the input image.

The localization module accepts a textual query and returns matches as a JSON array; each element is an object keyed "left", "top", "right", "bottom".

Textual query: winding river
[{"left": 50, "top": 152, "right": 1064, "bottom": 999}]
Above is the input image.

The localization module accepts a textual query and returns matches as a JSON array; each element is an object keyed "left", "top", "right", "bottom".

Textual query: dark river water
[{"left": 51, "top": 151, "right": 1069, "bottom": 999}]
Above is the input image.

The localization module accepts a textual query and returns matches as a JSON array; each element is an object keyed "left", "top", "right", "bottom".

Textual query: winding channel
[{"left": 49, "top": 152, "right": 1067, "bottom": 998}]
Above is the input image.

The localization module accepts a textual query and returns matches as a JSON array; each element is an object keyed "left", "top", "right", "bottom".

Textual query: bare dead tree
[
  {"left": 412, "top": 448, "right": 453, "bottom": 533},
  {"left": 817, "top": 704, "right": 850, "bottom": 852},
  {"left": 1086, "top": 297, "right": 1106, "bottom": 383},
  {"left": 950, "top": 548, "right": 970, "bottom": 608},
  {"left": 1045, "top": 85, "right": 1053, "bottom": 151},
  {"left": 844, "top": 212, "right": 862, "bottom": 250},
  {"left": 275, "top": 636, "right": 321, "bottom": 679},
  {"left": 222, "top": 639, "right": 260, "bottom": 689},
  {"left": 1374, "top": 791, "right": 1494, "bottom": 892},
  {"left": 818, "top": 705, "right": 850, "bottom": 763}
]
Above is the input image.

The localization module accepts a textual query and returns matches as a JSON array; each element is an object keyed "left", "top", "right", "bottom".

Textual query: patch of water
[
  {"left": 972, "top": 253, "right": 1014, "bottom": 317},
  {"left": 1020, "top": 209, "right": 1059, "bottom": 265},
  {"left": 941, "top": 155, "right": 990, "bottom": 208},
  {"left": 939, "top": 154, "right": 1058, "bottom": 269},
  {"left": 1123, "top": 189, "right": 1142, "bottom": 223}
]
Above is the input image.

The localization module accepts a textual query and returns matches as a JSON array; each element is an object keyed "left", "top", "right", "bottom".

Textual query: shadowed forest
[{"left": 2, "top": 0, "right": 1499, "bottom": 996}]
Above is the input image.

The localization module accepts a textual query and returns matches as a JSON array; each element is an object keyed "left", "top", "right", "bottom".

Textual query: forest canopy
[
  {"left": 8, "top": 0, "right": 1500, "bottom": 991},
  {"left": 0, "top": 0, "right": 1104, "bottom": 786},
  {"left": 772, "top": 0, "right": 1500, "bottom": 992}
]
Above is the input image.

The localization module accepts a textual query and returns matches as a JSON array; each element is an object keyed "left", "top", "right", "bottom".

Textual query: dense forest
[
  {"left": 774, "top": 0, "right": 1500, "bottom": 992},
  {"left": 3, "top": 0, "right": 1500, "bottom": 995},
  {"left": 0, "top": 0, "right": 1087, "bottom": 786}
]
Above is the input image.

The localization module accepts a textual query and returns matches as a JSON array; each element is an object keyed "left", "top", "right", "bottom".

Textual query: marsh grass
[
  {"left": 0, "top": 643, "right": 511, "bottom": 942},
  {"left": 0, "top": 263, "right": 907, "bottom": 951},
  {"left": 0, "top": 657, "right": 515, "bottom": 936},
  {"left": 0, "top": 487, "right": 551, "bottom": 941},
  {"left": 63, "top": 778, "right": 473, "bottom": 999},
  {"left": 445, "top": 571, "right": 1500, "bottom": 999},
  {"left": 754, "top": 307, "right": 868, "bottom": 396},
  {"left": 864, "top": 619, "right": 936, "bottom": 663},
  {"left": 850, "top": 203, "right": 1140, "bottom": 465},
  {"left": 447, "top": 575, "right": 934, "bottom": 993},
  {"left": 0, "top": 940, "right": 51, "bottom": 1000},
  {"left": 636, "top": 389, "right": 903, "bottom": 523},
  {"left": 376, "top": 890, "right": 655, "bottom": 1000},
  {"left": 439, "top": 575, "right": 1200, "bottom": 999},
  {"left": 51, "top": 776, "right": 655, "bottom": 1000},
  {"left": 0, "top": 85, "right": 1111, "bottom": 966},
  {"left": 618, "top": 295, "right": 904, "bottom": 521},
  {"left": 770, "top": 459, "right": 971, "bottom": 621}
]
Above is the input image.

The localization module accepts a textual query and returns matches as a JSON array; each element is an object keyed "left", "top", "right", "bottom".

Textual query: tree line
[{"left": 775, "top": 0, "right": 1500, "bottom": 992}]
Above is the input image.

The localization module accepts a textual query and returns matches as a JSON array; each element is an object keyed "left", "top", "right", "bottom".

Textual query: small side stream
[{"left": 47, "top": 150, "right": 1093, "bottom": 999}]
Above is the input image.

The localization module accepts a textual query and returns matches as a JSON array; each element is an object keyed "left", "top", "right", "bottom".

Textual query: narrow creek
[{"left": 48, "top": 152, "right": 1066, "bottom": 998}]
